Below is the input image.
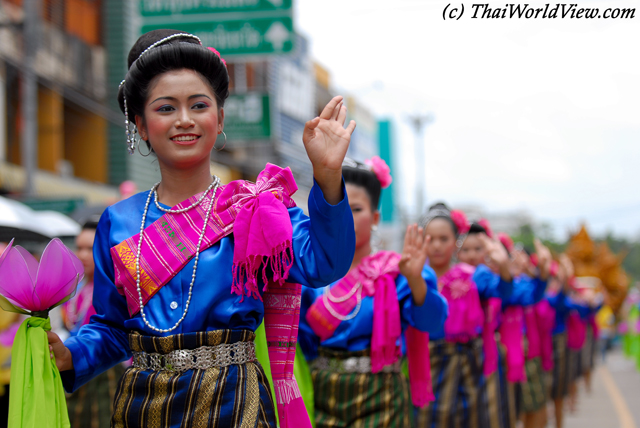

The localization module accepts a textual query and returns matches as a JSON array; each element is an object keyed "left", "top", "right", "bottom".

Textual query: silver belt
[
  {"left": 132, "top": 341, "right": 256, "bottom": 373},
  {"left": 311, "top": 355, "right": 402, "bottom": 374}
]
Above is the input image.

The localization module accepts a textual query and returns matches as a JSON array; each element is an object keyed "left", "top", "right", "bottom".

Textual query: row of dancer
[
  {"left": 279, "top": 159, "right": 602, "bottom": 428},
  {"left": 42, "top": 28, "right": 602, "bottom": 428}
]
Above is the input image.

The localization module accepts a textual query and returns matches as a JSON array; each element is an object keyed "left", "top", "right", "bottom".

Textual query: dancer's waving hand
[
  {"left": 399, "top": 224, "right": 431, "bottom": 305},
  {"left": 303, "top": 96, "right": 357, "bottom": 204}
]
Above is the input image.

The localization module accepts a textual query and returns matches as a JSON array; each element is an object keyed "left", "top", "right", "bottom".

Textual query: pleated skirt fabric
[
  {"left": 66, "top": 364, "right": 126, "bottom": 428},
  {"left": 550, "top": 333, "right": 569, "bottom": 400},
  {"left": 311, "top": 349, "right": 412, "bottom": 428},
  {"left": 111, "top": 330, "right": 277, "bottom": 428},
  {"left": 415, "top": 338, "right": 489, "bottom": 428},
  {"left": 519, "top": 357, "right": 548, "bottom": 413}
]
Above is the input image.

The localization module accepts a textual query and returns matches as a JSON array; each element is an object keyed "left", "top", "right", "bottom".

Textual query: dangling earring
[
  {"left": 120, "top": 80, "right": 136, "bottom": 155},
  {"left": 137, "top": 138, "right": 152, "bottom": 157},
  {"left": 370, "top": 224, "right": 381, "bottom": 254},
  {"left": 214, "top": 131, "right": 227, "bottom": 151}
]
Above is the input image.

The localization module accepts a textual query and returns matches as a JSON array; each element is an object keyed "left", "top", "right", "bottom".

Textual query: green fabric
[
  {"left": 293, "top": 342, "right": 315, "bottom": 426},
  {"left": 9, "top": 317, "right": 70, "bottom": 428},
  {"left": 254, "top": 322, "right": 315, "bottom": 427},
  {"left": 312, "top": 367, "right": 412, "bottom": 428}
]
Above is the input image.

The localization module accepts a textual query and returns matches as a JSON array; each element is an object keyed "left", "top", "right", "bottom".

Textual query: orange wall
[
  {"left": 65, "top": 0, "right": 101, "bottom": 45},
  {"left": 37, "top": 86, "right": 64, "bottom": 172},
  {"left": 63, "top": 103, "right": 107, "bottom": 183}
]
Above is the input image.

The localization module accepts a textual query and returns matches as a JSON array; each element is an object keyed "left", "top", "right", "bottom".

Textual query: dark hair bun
[
  {"left": 117, "top": 29, "right": 229, "bottom": 125},
  {"left": 422, "top": 202, "right": 459, "bottom": 236},
  {"left": 342, "top": 160, "right": 382, "bottom": 209},
  {"left": 468, "top": 223, "right": 487, "bottom": 235}
]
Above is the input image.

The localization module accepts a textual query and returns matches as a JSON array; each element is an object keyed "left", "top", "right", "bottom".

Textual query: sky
[{"left": 294, "top": 0, "right": 640, "bottom": 240}]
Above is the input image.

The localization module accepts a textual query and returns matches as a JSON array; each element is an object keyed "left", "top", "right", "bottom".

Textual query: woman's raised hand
[
  {"left": 480, "top": 234, "right": 512, "bottom": 281},
  {"left": 480, "top": 234, "right": 509, "bottom": 267},
  {"left": 399, "top": 224, "right": 430, "bottom": 305},
  {"left": 302, "top": 96, "right": 356, "bottom": 205},
  {"left": 534, "top": 238, "right": 552, "bottom": 280}
]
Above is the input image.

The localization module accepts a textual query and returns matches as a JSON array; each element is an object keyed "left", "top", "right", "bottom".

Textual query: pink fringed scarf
[
  {"left": 439, "top": 263, "right": 484, "bottom": 343},
  {"left": 499, "top": 306, "right": 526, "bottom": 383},
  {"left": 305, "top": 251, "right": 434, "bottom": 406},
  {"left": 111, "top": 164, "right": 311, "bottom": 428},
  {"left": 524, "top": 306, "right": 541, "bottom": 360},
  {"left": 567, "top": 312, "right": 586, "bottom": 350},
  {"left": 482, "top": 298, "right": 502, "bottom": 376},
  {"left": 588, "top": 315, "right": 599, "bottom": 340},
  {"left": 535, "top": 300, "right": 556, "bottom": 371}
]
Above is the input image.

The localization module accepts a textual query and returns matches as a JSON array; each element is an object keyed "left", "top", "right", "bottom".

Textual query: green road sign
[
  {"left": 140, "top": 0, "right": 292, "bottom": 17},
  {"left": 141, "top": 16, "right": 294, "bottom": 56},
  {"left": 224, "top": 93, "right": 271, "bottom": 141}
]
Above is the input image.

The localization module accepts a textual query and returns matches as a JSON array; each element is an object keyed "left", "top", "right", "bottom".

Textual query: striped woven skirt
[
  {"left": 581, "top": 325, "right": 597, "bottom": 372},
  {"left": 568, "top": 347, "right": 582, "bottom": 383},
  {"left": 311, "top": 349, "right": 412, "bottom": 428},
  {"left": 67, "top": 363, "right": 126, "bottom": 428},
  {"left": 550, "top": 332, "right": 569, "bottom": 400},
  {"left": 416, "top": 338, "right": 489, "bottom": 428},
  {"left": 112, "top": 330, "right": 277, "bottom": 428},
  {"left": 485, "top": 339, "right": 514, "bottom": 428},
  {"left": 519, "top": 357, "right": 547, "bottom": 413}
]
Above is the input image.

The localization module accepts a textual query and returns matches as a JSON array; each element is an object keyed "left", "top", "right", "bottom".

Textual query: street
[{"left": 564, "top": 348, "right": 640, "bottom": 428}]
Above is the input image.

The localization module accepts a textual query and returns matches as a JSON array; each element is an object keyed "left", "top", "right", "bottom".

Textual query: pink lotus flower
[
  {"left": 364, "top": 156, "right": 393, "bottom": 189},
  {"left": 0, "top": 238, "right": 83, "bottom": 316}
]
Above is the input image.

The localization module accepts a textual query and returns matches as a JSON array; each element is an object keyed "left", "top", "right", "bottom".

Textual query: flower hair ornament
[
  {"left": 364, "top": 156, "right": 393, "bottom": 188},
  {"left": 450, "top": 210, "right": 470, "bottom": 236},
  {"left": 477, "top": 218, "right": 494, "bottom": 238},
  {"left": 343, "top": 156, "right": 393, "bottom": 189},
  {"left": 450, "top": 210, "right": 470, "bottom": 249},
  {"left": 497, "top": 232, "right": 515, "bottom": 254},
  {"left": 120, "top": 33, "right": 227, "bottom": 154}
]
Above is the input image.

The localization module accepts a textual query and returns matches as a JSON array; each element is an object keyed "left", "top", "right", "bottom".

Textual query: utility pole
[
  {"left": 21, "top": 0, "right": 40, "bottom": 196},
  {"left": 406, "top": 113, "right": 433, "bottom": 221}
]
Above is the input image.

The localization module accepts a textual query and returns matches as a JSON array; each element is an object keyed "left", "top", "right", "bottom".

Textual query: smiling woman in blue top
[
  {"left": 45, "top": 28, "right": 358, "bottom": 428},
  {"left": 298, "top": 158, "right": 448, "bottom": 428}
]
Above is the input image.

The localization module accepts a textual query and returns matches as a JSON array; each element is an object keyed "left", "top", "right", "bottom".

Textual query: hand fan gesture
[
  {"left": 479, "top": 234, "right": 512, "bottom": 282},
  {"left": 399, "top": 224, "right": 431, "bottom": 305},
  {"left": 302, "top": 96, "right": 356, "bottom": 204}
]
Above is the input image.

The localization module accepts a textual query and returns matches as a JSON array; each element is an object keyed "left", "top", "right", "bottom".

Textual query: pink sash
[
  {"left": 588, "top": 315, "right": 599, "bottom": 340},
  {"left": 110, "top": 164, "right": 311, "bottom": 428},
  {"left": 439, "top": 263, "right": 484, "bottom": 343},
  {"left": 305, "top": 251, "right": 434, "bottom": 406},
  {"left": 499, "top": 306, "right": 526, "bottom": 382},
  {"left": 567, "top": 312, "right": 586, "bottom": 350},
  {"left": 535, "top": 300, "right": 556, "bottom": 371},
  {"left": 481, "top": 298, "right": 502, "bottom": 376},
  {"left": 524, "top": 306, "right": 541, "bottom": 360}
]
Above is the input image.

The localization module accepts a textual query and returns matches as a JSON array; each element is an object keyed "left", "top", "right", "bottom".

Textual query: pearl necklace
[
  {"left": 135, "top": 177, "right": 220, "bottom": 333},
  {"left": 322, "top": 281, "right": 364, "bottom": 321}
]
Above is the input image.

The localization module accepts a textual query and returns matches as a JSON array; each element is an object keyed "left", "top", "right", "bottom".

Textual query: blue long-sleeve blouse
[
  {"left": 62, "top": 181, "right": 355, "bottom": 392},
  {"left": 298, "top": 264, "right": 448, "bottom": 361},
  {"left": 472, "top": 264, "right": 514, "bottom": 300},
  {"left": 546, "top": 291, "right": 586, "bottom": 334},
  {"left": 503, "top": 274, "right": 547, "bottom": 308}
]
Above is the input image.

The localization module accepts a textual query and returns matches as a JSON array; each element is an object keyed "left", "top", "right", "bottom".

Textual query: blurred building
[
  {"left": 457, "top": 203, "right": 537, "bottom": 236},
  {"left": 0, "top": 0, "right": 381, "bottom": 215},
  {"left": 0, "top": 0, "right": 119, "bottom": 209}
]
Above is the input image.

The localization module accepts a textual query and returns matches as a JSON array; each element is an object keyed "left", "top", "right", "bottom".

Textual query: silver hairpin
[
  {"left": 134, "top": 33, "right": 202, "bottom": 65},
  {"left": 342, "top": 157, "right": 373, "bottom": 172}
]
